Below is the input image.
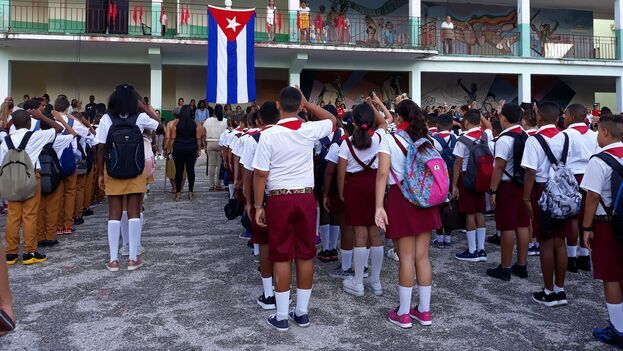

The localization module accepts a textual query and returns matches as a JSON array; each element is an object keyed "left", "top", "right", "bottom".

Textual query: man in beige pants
[{"left": 203, "top": 105, "right": 228, "bottom": 191}]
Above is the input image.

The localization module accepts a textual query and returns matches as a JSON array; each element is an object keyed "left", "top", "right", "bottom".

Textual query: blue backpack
[
  {"left": 592, "top": 152, "right": 623, "bottom": 241},
  {"left": 431, "top": 133, "right": 456, "bottom": 179},
  {"left": 59, "top": 118, "right": 77, "bottom": 177}
]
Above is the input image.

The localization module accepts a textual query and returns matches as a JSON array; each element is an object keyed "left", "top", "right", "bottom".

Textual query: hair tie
[{"left": 361, "top": 123, "right": 368, "bottom": 130}]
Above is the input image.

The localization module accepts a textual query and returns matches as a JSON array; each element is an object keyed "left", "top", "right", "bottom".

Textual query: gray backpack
[{"left": 0, "top": 131, "right": 37, "bottom": 201}]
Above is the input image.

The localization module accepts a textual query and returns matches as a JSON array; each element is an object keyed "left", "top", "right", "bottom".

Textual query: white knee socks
[
  {"left": 476, "top": 227, "right": 486, "bottom": 251},
  {"left": 567, "top": 245, "right": 577, "bottom": 258},
  {"left": 107, "top": 220, "right": 121, "bottom": 262},
  {"left": 418, "top": 285, "right": 432, "bottom": 312},
  {"left": 608, "top": 302, "right": 623, "bottom": 332},
  {"left": 275, "top": 290, "right": 290, "bottom": 321},
  {"left": 329, "top": 225, "right": 340, "bottom": 250},
  {"left": 353, "top": 247, "right": 367, "bottom": 285},
  {"left": 295, "top": 288, "right": 312, "bottom": 317},
  {"left": 370, "top": 246, "right": 384, "bottom": 283},
  {"left": 261, "top": 276, "right": 274, "bottom": 298},
  {"left": 128, "top": 218, "right": 141, "bottom": 261},
  {"left": 341, "top": 249, "right": 353, "bottom": 271},
  {"left": 320, "top": 225, "right": 330, "bottom": 251},
  {"left": 466, "top": 230, "right": 476, "bottom": 253},
  {"left": 398, "top": 285, "right": 413, "bottom": 315}
]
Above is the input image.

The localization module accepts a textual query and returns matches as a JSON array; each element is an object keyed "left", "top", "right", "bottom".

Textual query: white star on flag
[{"left": 226, "top": 17, "right": 240, "bottom": 31}]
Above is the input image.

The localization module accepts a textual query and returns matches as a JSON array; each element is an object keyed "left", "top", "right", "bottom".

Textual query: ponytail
[
  {"left": 351, "top": 103, "right": 375, "bottom": 150},
  {"left": 396, "top": 99, "right": 428, "bottom": 142}
]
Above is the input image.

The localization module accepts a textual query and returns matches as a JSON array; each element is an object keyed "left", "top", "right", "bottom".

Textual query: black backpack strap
[
  {"left": 4, "top": 135, "right": 15, "bottom": 150},
  {"left": 593, "top": 152, "right": 623, "bottom": 216},
  {"left": 345, "top": 138, "right": 375, "bottom": 170},
  {"left": 432, "top": 134, "right": 448, "bottom": 149},
  {"left": 560, "top": 133, "right": 570, "bottom": 165},
  {"left": 533, "top": 134, "right": 558, "bottom": 166},
  {"left": 457, "top": 135, "right": 475, "bottom": 149},
  {"left": 448, "top": 134, "right": 457, "bottom": 148},
  {"left": 17, "top": 131, "right": 34, "bottom": 151}
]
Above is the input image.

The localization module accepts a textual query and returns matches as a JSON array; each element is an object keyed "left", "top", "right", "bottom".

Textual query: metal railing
[{"left": 530, "top": 33, "right": 617, "bottom": 60}]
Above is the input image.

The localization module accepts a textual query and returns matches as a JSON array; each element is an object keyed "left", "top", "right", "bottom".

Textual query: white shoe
[
  {"left": 386, "top": 248, "right": 399, "bottom": 262},
  {"left": 342, "top": 277, "right": 364, "bottom": 297},
  {"left": 365, "top": 280, "right": 383, "bottom": 296}
]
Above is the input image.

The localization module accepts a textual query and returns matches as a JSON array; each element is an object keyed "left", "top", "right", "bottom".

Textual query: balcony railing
[{"left": 0, "top": 4, "right": 618, "bottom": 60}]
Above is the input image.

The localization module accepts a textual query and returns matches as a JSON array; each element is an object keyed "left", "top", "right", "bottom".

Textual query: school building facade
[{"left": 0, "top": 0, "right": 621, "bottom": 114}]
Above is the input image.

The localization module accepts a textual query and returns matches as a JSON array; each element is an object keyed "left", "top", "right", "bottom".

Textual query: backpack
[
  {"left": 0, "top": 132, "right": 37, "bottom": 201},
  {"left": 535, "top": 133, "right": 581, "bottom": 220},
  {"left": 39, "top": 142, "right": 63, "bottom": 194},
  {"left": 390, "top": 130, "right": 449, "bottom": 208},
  {"left": 59, "top": 119, "right": 77, "bottom": 177},
  {"left": 104, "top": 114, "right": 145, "bottom": 179},
  {"left": 75, "top": 136, "right": 88, "bottom": 176},
  {"left": 591, "top": 152, "right": 623, "bottom": 241},
  {"left": 314, "top": 129, "right": 343, "bottom": 190},
  {"left": 431, "top": 133, "right": 456, "bottom": 179},
  {"left": 85, "top": 143, "right": 94, "bottom": 173},
  {"left": 143, "top": 137, "right": 155, "bottom": 178},
  {"left": 458, "top": 132, "right": 494, "bottom": 193},
  {"left": 497, "top": 131, "right": 528, "bottom": 186}
]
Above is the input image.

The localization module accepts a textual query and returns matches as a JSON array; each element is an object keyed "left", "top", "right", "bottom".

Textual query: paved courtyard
[{"left": 0, "top": 160, "right": 613, "bottom": 350}]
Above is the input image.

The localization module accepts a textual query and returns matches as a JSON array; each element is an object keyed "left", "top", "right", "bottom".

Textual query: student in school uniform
[
  {"left": 95, "top": 84, "right": 160, "bottom": 272},
  {"left": 252, "top": 87, "right": 336, "bottom": 332},
  {"left": 3, "top": 109, "right": 67, "bottom": 265},
  {"left": 426, "top": 113, "right": 438, "bottom": 135},
  {"left": 563, "top": 104, "right": 599, "bottom": 273},
  {"left": 337, "top": 94, "right": 389, "bottom": 297},
  {"left": 521, "top": 101, "right": 571, "bottom": 307},
  {"left": 431, "top": 114, "right": 456, "bottom": 247},
  {"left": 374, "top": 99, "right": 440, "bottom": 329},
  {"left": 70, "top": 112, "right": 95, "bottom": 226},
  {"left": 521, "top": 104, "right": 539, "bottom": 256},
  {"left": 485, "top": 103, "right": 530, "bottom": 281},
  {"left": 452, "top": 109, "right": 493, "bottom": 262},
  {"left": 581, "top": 113, "right": 623, "bottom": 348}
]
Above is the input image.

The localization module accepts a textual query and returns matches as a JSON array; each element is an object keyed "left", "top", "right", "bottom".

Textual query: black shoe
[
  {"left": 48, "top": 240, "right": 59, "bottom": 247},
  {"left": 532, "top": 289, "right": 559, "bottom": 307},
  {"left": 38, "top": 240, "right": 49, "bottom": 247},
  {"left": 247, "top": 240, "right": 253, "bottom": 248},
  {"left": 567, "top": 257, "right": 579, "bottom": 273},
  {"left": 83, "top": 208, "right": 94, "bottom": 217},
  {"left": 22, "top": 252, "right": 47, "bottom": 265},
  {"left": 288, "top": 310, "right": 310, "bottom": 327},
  {"left": 74, "top": 217, "right": 85, "bottom": 225},
  {"left": 486, "top": 265, "right": 511, "bottom": 281},
  {"left": 266, "top": 314, "right": 289, "bottom": 332},
  {"left": 6, "top": 254, "right": 18, "bottom": 265},
  {"left": 487, "top": 235, "right": 501, "bottom": 246},
  {"left": 511, "top": 263, "right": 528, "bottom": 279},
  {"left": 555, "top": 291, "right": 568, "bottom": 306},
  {"left": 577, "top": 255, "right": 591, "bottom": 271},
  {"left": 257, "top": 294, "right": 276, "bottom": 310}
]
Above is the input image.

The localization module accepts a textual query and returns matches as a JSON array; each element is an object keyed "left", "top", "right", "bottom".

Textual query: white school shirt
[
  {"left": 52, "top": 134, "right": 75, "bottom": 159},
  {"left": 520, "top": 124, "right": 566, "bottom": 183},
  {"left": 0, "top": 128, "right": 57, "bottom": 170},
  {"left": 226, "top": 127, "right": 245, "bottom": 148},
  {"left": 57, "top": 114, "right": 90, "bottom": 150},
  {"left": 453, "top": 127, "right": 494, "bottom": 172},
  {"left": 252, "top": 117, "right": 333, "bottom": 191},
  {"left": 218, "top": 129, "right": 231, "bottom": 147},
  {"left": 324, "top": 142, "right": 340, "bottom": 164},
  {"left": 93, "top": 113, "right": 158, "bottom": 145},
  {"left": 431, "top": 131, "right": 453, "bottom": 152},
  {"left": 232, "top": 129, "right": 253, "bottom": 157},
  {"left": 338, "top": 130, "right": 382, "bottom": 173},
  {"left": 580, "top": 142, "right": 623, "bottom": 215},
  {"left": 562, "top": 123, "right": 600, "bottom": 175},
  {"left": 378, "top": 130, "right": 408, "bottom": 185},
  {"left": 494, "top": 125, "right": 525, "bottom": 182},
  {"left": 441, "top": 21, "right": 454, "bottom": 30}
]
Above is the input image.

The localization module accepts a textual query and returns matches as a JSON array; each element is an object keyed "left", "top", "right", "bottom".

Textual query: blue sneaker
[
  {"left": 288, "top": 310, "right": 310, "bottom": 328},
  {"left": 266, "top": 314, "right": 289, "bottom": 332},
  {"left": 593, "top": 324, "right": 623, "bottom": 348},
  {"left": 455, "top": 250, "right": 480, "bottom": 262},
  {"left": 239, "top": 231, "right": 252, "bottom": 240},
  {"left": 478, "top": 250, "right": 487, "bottom": 262}
]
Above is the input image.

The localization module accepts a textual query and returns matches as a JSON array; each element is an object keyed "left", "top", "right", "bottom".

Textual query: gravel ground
[{"left": 0, "top": 160, "right": 614, "bottom": 350}]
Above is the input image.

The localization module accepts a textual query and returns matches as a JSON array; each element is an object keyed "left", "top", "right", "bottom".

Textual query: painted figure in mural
[
  {"left": 316, "top": 75, "right": 345, "bottom": 106},
  {"left": 298, "top": 0, "right": 311, "bottom": 42},
  {"left": 531, "top": 20, "right": 560, "bottom": 57},
  {"left": 482, "top": 93, "right": 499, "bottom": 113},
  {"left": 457, "top": 79, "right": 477, "bottom": 105},
  {"left": 314, "top": 6, "right": 325, "bottom": 43},
  {"left": 381, "top": 74, "right": 402, "bottom": 104},
  {"left": 266, "top": 0, "right": 278, "bottom": 41},
  {"left": 441, "top": 16, "right": 455, "bottom": 54},
  {"left": 365, "top": 15, "right": 378, "bottom": 45}
]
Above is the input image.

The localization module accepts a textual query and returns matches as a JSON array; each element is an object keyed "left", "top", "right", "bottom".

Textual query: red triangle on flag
[{"left": 209, "top": 6, "right": 255, "bottom": 42}]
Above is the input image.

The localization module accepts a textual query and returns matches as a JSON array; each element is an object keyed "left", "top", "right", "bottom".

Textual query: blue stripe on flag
[
  {"left": 246, "top": 12, "right": 256, "bottom": 102},
  {"left": 206, "top": 11, "right": 217, "bottom": 102},
  {"left": 227, "top": 38, "right": 237, "bottom": 104}
]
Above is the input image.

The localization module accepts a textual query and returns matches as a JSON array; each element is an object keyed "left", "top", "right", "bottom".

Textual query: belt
[
  {"left": 595, "top": 215, "right": 613, "bottom": 222},
  {"left": 269, "top": 187, "right": 313, "bottom": 196}
]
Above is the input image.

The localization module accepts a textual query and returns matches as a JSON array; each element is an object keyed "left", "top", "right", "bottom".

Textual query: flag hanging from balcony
[{"left": 206, "top": 6, "right": 256, "bottom": 104}]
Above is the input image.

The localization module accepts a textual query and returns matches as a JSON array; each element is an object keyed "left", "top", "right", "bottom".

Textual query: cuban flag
[{"left": 207, "top": 6, "right": 256, "bottom": 104}]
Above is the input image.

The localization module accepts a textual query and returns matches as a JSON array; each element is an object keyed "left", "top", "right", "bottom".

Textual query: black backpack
[
  {"left": 85, "top": 143, "right": 94, "bottom": 173},
  {"left": 39, "top": 143, "right": 63, "bottom": 194},
  {"left": 498, "top": 131, "right": 528, "bottom": 186},
  {"left": 431, "top": 133, "right": 457, "bottom": 180},
  {"left": 314, "top": 129, "right": 343, "bottom": 190},
  {"left": 592, "top": 152, "right": 623, "bottom": 241},
  {"left": 104, "top": 114, "right": 145, "bottom": 179}
]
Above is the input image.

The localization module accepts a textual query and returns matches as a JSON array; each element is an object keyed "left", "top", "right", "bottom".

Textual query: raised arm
[
  {"left": 30, "top": 109, "right": 63, "bottom": 134},
  {"left": 299, "top": 88, "right": 337, "bottom": 129},
  {"left": 370, "top": 92, "right": 389, "bottom": 131}
]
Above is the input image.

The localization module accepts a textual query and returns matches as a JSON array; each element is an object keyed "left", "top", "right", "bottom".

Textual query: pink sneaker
[
  {"left": 388, "top": 309, "right": 412, "bottom": 329},
  {"left": 409, "top": 305, "right": 432, "bottom": 326}
]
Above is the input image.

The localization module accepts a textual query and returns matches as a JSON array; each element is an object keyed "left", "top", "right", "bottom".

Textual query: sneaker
[
  {"left": 511, "top": 263, "right": 528, "bottom": 279},
  {"left": 386, "top": 248, "right": 399, "bottom": 262},
  {"left": 487, "top": 234, "right": 501, "bottom": 246},
  {"left": 577, "top": 255, "right": 591, "bottom": 271},
  {"left": 239, "top": 231, "right": 252, "bottom": 240},
  {"left": 455, "top": 250, "right": 479, "bottom": 262},
  {"left": 532, "top": 289, "right": 559, "bottom": 307},
  {"left": 257, "top": 294, "right": 276, "bottom": 310},
  {"left": 567, "top": 257, "right": 579, "bottom": 273},
  {"left": 6, "top": 254, "right": 18, "bottom": 265},
  {"left": 288, "top": 310, "right": 310, "bottom": 327},
  {"left": 83, "top": 208, "right": 94, "bottom": 217},
  {"left": 317, "top": 250, "right": 332, "bottom": 263},
  {"left": 127, "top": 257, "right": 143, "bottom": 271},
  {"left": 329, "top": 266, "right": 353, "bottom": 279},
  {"left": 56, "top": 228, "right": 64, "bottom": 236},
  {"left": 486, "top": 265, "right": 511, "bottom": 281},
  {"left": 365, "top": 280, "right": 383, "bottom": 296},
  {"left": 48, "top": 240, "right": 59, "bottom": 247},
  {"left": 431, "top": 239, "right": 446, "bottom": 248},
  {"left": 22, "top": 252, "right": 47, "bottom": 265},
  {"left": 63, "top": 227, "right": 73, "bottom": 235},
  {"left": 478, "top": 250, "right": 487, "bottom": 262},
  {"left": 342, "top": 277, "right": 365, "bottom": 297},
  {"left": 74, "top": 217, "right": 85, "bottom": 225},
  {"left": 593, "top": 324, "right": 623, "bottom": 348},
  {"left": 363, "top": 267, "right": 369, "bottom": 278},
  {"left": 409, "top": 305, "right": 432, "bottom": 326},
  {"left": 267, "top": 314, "right": 289, "bottom": 332},
  {"left": 106, "top": 260, "right": 120, "bottom": 272},
  {"left": 528, "top": 245, "right": 540, "bottom": 256},
  {"left": 388, "top": 308, "right": 412, "bottom": 329},
  {"left": 328, "top": 249, "right": 339, "bottom": 262},
  {"left": 555, "top": 291, "right": 568, "bottom": 306}
]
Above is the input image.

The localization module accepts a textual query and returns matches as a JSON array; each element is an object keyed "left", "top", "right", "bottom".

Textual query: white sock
[
  {"left": 554, "top": 285, "right": 564, "bottom": 293},
  {"left": 329, "top": 225, "right": 340, "bottom": 250},
  {"left": 496, "top": 230, "right": 501, "bottom": 237},
  {"left": 295, "top": 288, "right": 312, "bottom": 316},
  {"left": 365, "top": 248, "right": 370, "bottom": 268},
  {"left": 608, "top": 302, "right": 623, "bottom": 332},
  {"left": 353, "top": 247, "right": 367, "bottom": 285},
  {"left": 466, "top": 230, "right": 477, "bottom": 253},
  {"left": 476, "top": 227, "right": 486, "bottom": 251},
  {"left": 107, "top": 220, "right": 121, "bottom": 262},
  {"left": 578, "top": 247, "right": 590, "bottom": 257},
  {"left": 567, "top": 245, "right": 577, "bottom": 258},
  {"left": 128, "top": 218, "right": 141, "bottom": 261},
  {"left": 544, "top": 288, "right": 554, "bottom": 295},
  {"left": 444, "top": 234, "right": 452, "bottom": 244},
  {"left": 228, "top": 184, "right": 234, "bottom": 199},
  {"left": 139, "top": 212, "right": 144, "bottom": 247},
  {"left": 253, "top": 244, "right": 260, "bottom": 256},
  {"left": 341, "top": 249, "right": 353, "bottom": 271},
  {"left": 370, "top": 246, "right": 384, "bottom": 283},
  {"left": 398, "top": 285, "right": 413, "bottom": 315},
  {"left": 275, "top": 290, "right": 290, "bottom": 321},
  {"left": 120, "top": 211, "right": 129, "bottom": 247},
  {"left": 320, "top": 225, "right": 330, "bottom": 251},
  {"left": 418, "top": 285, "right": 432, "bottom": 312},
  {"left": 261, "top": 276, "right": 274, "bottom": 297},
  {"left": 140, "top": 212, "right": 144, "bottom": 228}
]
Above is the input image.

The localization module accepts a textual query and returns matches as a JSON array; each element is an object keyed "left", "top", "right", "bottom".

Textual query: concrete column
[
  {"left": 616, "top": 0, "right": 623, "bottom": 60},
  {"left": 152, "top": 0, "right": 162, "bottom": 36},
  {"left": 0, "top": 52, "right": 10, "bottom": 100},
  {"left": 288, "top": 0, "right": 299, "bottom": 42},
  {"left": 518, "top": 73, "right": 531, "bottom": 104},
  {"left": 409, "top": 0, "right": 421, "bottom": 48},
  {"left": 517, "top": 0, "right": 530, "bottom": 57},
  {"left": 617, "top": 75, "right": 623, "bottom": 113},
  {"left": 148, "top": 47, "right": 162, "bottom": 110},
  {"left": 409, "top": 69, "right": 421, "bottom": 105},
  {"left": 288, "top": 53, "right": 308, "bottom": 86}
]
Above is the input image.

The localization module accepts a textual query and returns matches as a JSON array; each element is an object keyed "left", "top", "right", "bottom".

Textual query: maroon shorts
[
  {"left": 251, "top": 204, "right": 269, "bottom": 245},
  {"left": 385, "top": 185, "right": 442, "bottom": 240},
  {"left": 531, "top": 183, "right": 571, "bottom": 240},
  {"left": 572, "top": 174, "right": 585, "bottom": 220},
  {"left": 458, "top": 175, "right": 486, "bottom": 215},
  {"left": 344, "top": 169, "right": 377, "bottom": 226},
  {"left": 265, "top": 193, "right": 316, "bottom": 262},
  {"left": 329, "top": 193, "right": 344, "bottom": 214},
  {"left": 592, "top": 220, "right": 623, "bottom": 282},
  {"left": 495, "top": 181, "right": 530, "bottom": 231}
]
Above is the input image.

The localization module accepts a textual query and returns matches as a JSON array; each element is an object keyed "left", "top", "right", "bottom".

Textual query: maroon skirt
[
  {"left": 385, "top": 185, "right": 442, "bottom": 240},
  {"left": 495, "top": 181, "right": 530, "bottom": 231},
  {"left": 344, "top": 169, "right": 377, "bottom": 226},
  {"left": 592, "top": 220, "right": 623, "bottom": 282}
]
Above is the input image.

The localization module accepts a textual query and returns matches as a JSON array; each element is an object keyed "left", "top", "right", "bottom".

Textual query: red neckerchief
[
  {"left": 605, "top": 147, "right": 623, "bottom": 158},
  {"left": 277, "top": 119, "right": 303, "bottom": 131},
  {"left": 501, "top": 126, "right": 523, "bottom": 136},
  {"left": 428, "top": 127, "right": 438, "bottom": 133},
  {"left": 341, "top": 135, "right": 349, "bottom": 141},
  {"left": 436, "top": 131, "right": 451, "bottom": 138},
  {"left": 569, "top": 124, "right": 589, "bottom": 135},
  {"left": 537, "top": 126, "right": 559, "bottom": 138},
  {"left": 396, "top": 122, "right": 410, "bottom": 131},
  {"left": 366, "top": 129, "right": 375, "bottom": 136},
  {"left": 466, "top": 128, "right": 483, "bottom": 139}
]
